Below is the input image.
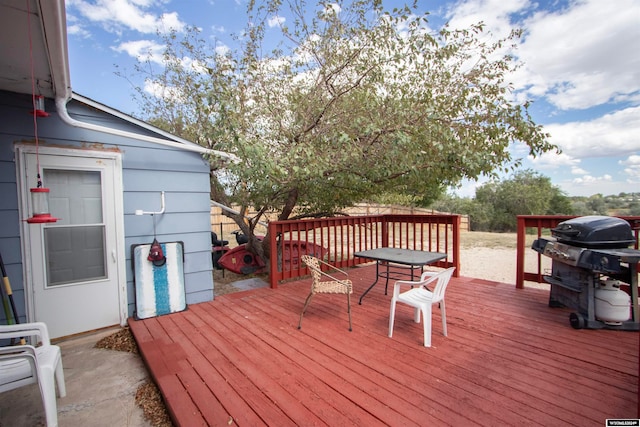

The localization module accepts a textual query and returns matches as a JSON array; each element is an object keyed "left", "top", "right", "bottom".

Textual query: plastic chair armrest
[
  {"left": 0, "top": 345, "right": 37, "bottom": 357},
  {"left": 0, "top": 322, "right": 51, "bottom": 347},
  {"left": 420, "top": 270, "right": 439, "bottom": 280},
  {"left": 391, "top": 279, "right": 420, "bottom": 298}
]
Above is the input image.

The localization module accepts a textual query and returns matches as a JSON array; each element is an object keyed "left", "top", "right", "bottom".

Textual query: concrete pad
[
  {"left": 0, "top": 327, "right": 151, "bottom": 427},
  {"left": 231, "top": 277, "right": 268, "bottom": 291}
]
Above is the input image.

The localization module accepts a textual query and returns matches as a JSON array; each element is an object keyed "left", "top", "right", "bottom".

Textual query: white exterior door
[{"left": 18, "top": 147, "right": 126, "bottom": 339}]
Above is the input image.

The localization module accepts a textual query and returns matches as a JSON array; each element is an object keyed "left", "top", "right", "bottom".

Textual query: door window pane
[
  {"left": 45, "top": 169, "right": 103, "bottom": 225},
  {"left": 44, "top": 226, "right": 106, "bottom": 286}
]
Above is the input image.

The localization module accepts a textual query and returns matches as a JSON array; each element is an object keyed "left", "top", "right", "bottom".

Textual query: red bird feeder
[
  {"left": 26, "top": 187, "right": 58, "bottom": 223},
  {"left": 31, "top": 95, "right": 49, "bottom": 117}
]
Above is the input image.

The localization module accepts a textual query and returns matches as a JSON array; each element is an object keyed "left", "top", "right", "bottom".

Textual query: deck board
[{"left": 129, "top": 265, "right": 639, "bottom": 426}]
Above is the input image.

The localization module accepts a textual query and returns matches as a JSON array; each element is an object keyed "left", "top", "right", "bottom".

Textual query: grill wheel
[{"left": 570, "top": 312, "right": 586, "bottom": 329}]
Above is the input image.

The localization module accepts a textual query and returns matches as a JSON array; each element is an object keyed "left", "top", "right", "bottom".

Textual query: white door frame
[{"left": 16, "top": 145, "right": 127, "bottom": 332}]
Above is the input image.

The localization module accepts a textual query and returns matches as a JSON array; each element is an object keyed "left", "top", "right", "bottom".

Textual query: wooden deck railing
[
  {"left": 268, "top": 214, "right": 460, "bottom": 288},
  {"left": 515, "top": 215, "right": 640, "bottom": 289}
]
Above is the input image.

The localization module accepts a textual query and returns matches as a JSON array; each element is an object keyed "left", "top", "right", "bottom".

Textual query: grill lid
[{"left": 551, "top": 216, "right": 634, "bottom": 248}]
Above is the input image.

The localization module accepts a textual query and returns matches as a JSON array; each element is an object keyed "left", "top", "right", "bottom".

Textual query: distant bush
[{"left": 431, "top": 169, "right": 573, "bottom": 232}]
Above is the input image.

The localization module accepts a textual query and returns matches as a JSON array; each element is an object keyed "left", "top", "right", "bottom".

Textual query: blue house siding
[
  {"left": 0, "top": 90, "right": 214, "bottom": 326},
  {"left": 0, "top": 92, "right": 28, "bottom": 324}
]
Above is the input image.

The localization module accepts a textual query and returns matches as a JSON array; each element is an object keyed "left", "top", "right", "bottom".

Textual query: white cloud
[
  {"left": 542, "top": 107, "right": 640, "bottom": 159},
  {"left": 620, "top": 155, "right": 640, "bottom": 182},
  {"left": 572, "top": 174, "right": 612, "bottom": 184},
  {"left": 180, "top": 57, "right": 210, "bottom": 74},
  {"left": 69, "top": 0, "right": 185, "bottom": 34},
  {"left": 558, "top": 178, "right": 635, "bottom": 197},
  {"left": 114, "top": 39, "right": 213, "bottom": 74},
  {"left": 445, "top": 0, "right": 640, "bottom": 111},
  {"left": 113, "top": 39, "right": 165, "bottom": 64},
  {"left": 531, "top": 151, "right": 580, "bottom": 169},
  {"left": 571, "top": 166, "right": 587, "bottom": 175},
  {"left": 324, "top": 3, "right": 342, "bottom": 16},
  {"left": 516, "top": 0, "right": 640, "bottom": 110},
  {"left": 157, "top": 12, "right": 186, "bottom": 32},
  {"left": 558, "top": 173, "right": 619, "bottom": 196},
  {"left": 620, "top": 155, "right": 640, "bottom": 167},
  {"left": 67, "top": 24, "right": 92, "bottom": 38},
  {"left": 445, "top": 0, "right": 531, "bottom": 37},
  {"left": 215, "top": 44, "right": 231, "bottom": 56},
  {"left": 267, "top": 16, "right": 285, "bottom": 28},
  {"left": 143, "top": 79, "right": 184, "bottom": 102},
  {"left": 65, "top": 12, "right": 92, "bottom": 38}
]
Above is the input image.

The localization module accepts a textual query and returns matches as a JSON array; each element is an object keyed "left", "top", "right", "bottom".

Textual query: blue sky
[{"left": 64, "top": 0, "right": 640, "bottom": 198}]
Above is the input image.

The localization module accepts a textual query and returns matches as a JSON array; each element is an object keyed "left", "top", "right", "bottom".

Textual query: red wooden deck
[{"left": 129, "top": 265, "right": 639, "bottom": 426}]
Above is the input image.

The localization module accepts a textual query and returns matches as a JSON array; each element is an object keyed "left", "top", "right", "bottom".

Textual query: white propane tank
[{"left": 595, "top": 279, "right": 631, "bottom": 325}]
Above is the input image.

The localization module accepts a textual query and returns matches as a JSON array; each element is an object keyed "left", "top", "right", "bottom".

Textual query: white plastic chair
[
  {"left": 388, "top": 267, "right": 456, "bottom": 347},
  {"left": 0, "top": 322, "right": 66, "bottom": 427},
  {"left": 299, "top": 255, "right": 353, "bottom": 331}
]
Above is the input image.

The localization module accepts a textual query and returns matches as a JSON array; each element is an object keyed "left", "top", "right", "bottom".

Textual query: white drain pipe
[{"left": 55, "top": 96, "right": 239, "bottom": 161}]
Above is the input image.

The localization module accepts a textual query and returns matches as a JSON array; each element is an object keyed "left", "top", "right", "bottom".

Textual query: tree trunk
[
  {"left": 278, "top": 188, "right": 299, "bottom": 221},
  {"left": 258, "top": 188, "right": 299, "bottom": 272}
]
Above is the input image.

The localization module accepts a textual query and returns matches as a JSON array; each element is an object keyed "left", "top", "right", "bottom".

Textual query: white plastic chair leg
[
  {"left": 440, "top": 301, "right": 447, "bottom": 337},
  {"left": 422, "top": 305, "right": 432, "bottom": 347},
  {"left": 39, "top": 366, "right": 59, "bottom": 427},
  {"left": 388, "top": 299, "right": 397, "bottom": 337}
]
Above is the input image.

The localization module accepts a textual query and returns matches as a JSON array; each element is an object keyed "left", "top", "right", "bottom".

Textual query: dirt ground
[
  {"left": 457, "top": 231, "right": 551, "bottom": 286},
  {"left": 212, "top": 268, "right": 255, "bottom": 295},
  {"left": 102, "top": 230, "right": 549, "bottom": 426}
]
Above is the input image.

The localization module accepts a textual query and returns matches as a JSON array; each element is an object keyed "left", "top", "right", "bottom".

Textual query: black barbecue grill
[{"left": 532, "top": 216, "right": 640, "bottom": 330}]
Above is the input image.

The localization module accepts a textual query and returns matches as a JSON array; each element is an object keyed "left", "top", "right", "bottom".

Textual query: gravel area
[{"left": 96, "top": 329, "right": 172, "bottom": 427}]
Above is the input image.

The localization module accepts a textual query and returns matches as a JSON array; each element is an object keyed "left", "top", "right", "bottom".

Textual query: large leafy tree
[
  {"left": 473, "top": 169, "right": 573, "bottom": 231},
  {"left": 131, "top": 0, "right": 556, "bottom": 262}
]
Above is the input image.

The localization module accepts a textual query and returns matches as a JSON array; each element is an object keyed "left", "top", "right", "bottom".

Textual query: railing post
[
  {"left": 269, "top": 222, "right": 278, "bottom": 288},
  {"left": 452, "top": 215, "right": 460, "bottom": 277},
  {"left": 516, "top": 216, "right": 526, "bottom": 289}
]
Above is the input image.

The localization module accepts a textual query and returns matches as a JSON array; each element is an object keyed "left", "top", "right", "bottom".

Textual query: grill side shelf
[
  {"left": 542, "top": 274, "right": 584, "bottom": 293},
  {"left": 531, "top": 238, "right": 550, "bottom": 254}
]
